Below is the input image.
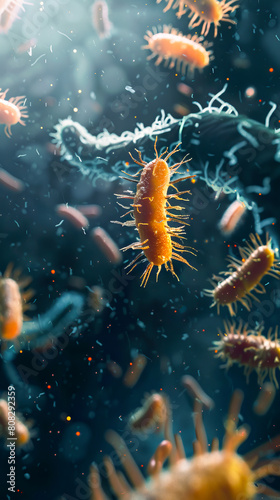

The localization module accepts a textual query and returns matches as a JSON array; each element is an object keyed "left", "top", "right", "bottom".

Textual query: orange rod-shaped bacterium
[
  {"left": 142, "top": 26, "right": 213, "bottom": 77},
  {"left": 253, "top": 382, "right": 276, "bottom": 416},
  {"left": 128, "top": 393, "right": 169, "bottom": 434},
  {"left": 212, "top": 321, "right": 280, "bottom": 388},
  {"left": 0, "top": 167, "right": 24, "bottom": 192},
  {"left": 0, "top": 264, "right": 33, "bottom": 341},
  {"left": 113, "top": 138, "right": 197, "bottom": 287},
  {"left": 0, "top": 398, "right": 31, "bottom": 447},
  {"left": 218, "top": 200, "right": 246, "bottom": 236},
  {"left": 56, "top": 204, "right": 89, "bottom": 229},
  {"left": 91, "top": 226, "right": 122, "bottom": 264},
  {"left": 123, "top": 354, "right": 148, "bottom": 388},
  {"left": 204, "top": 233, "right": 280, "bottom": 315},
  {"left": 181, "top": 375, "right": 214, "bottom": 410}
]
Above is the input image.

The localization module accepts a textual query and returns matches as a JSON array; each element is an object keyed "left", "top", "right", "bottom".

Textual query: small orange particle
[{"left": 245, "top": 87, "right": 256, "bottom": 99}]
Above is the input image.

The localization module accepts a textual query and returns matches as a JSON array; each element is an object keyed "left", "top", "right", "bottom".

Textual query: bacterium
[{"left": 52, "top": 85, "right": 280, "bottom": 233}]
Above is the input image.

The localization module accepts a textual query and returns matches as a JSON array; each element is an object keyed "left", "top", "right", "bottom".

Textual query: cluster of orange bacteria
[
  {"left": 142, "top": 0, "right": 239, "bottom": 76},
  {"left": 115, "top": 132, "right": 280, "bottom": 391},
  {"left": 0, "top": 1, "right": 279, "bottom": 499},
  {"left": 203, "top": 232, "right": 280, "bottom": 388}
]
